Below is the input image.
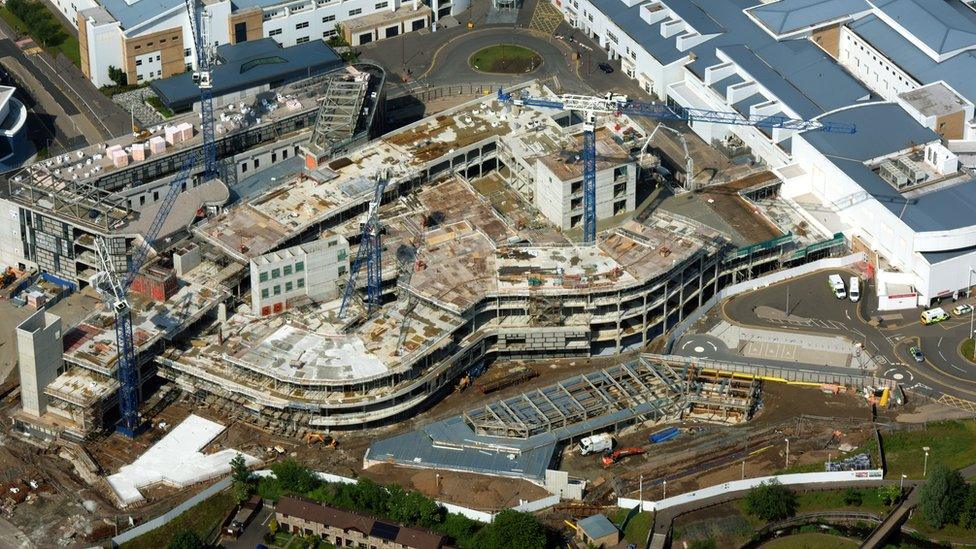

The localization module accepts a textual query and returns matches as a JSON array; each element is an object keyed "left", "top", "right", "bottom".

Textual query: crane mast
[{"left": 497, "top": 87, "right": 855, "bottom": 245}]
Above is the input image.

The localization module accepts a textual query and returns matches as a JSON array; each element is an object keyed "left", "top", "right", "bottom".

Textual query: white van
[
  {"left": 849, "top": 277, "right": 860, "bottom": 302},
  {"left": 828, "top": 274, "right": 846, "bottom": 299},
  {"left": 579, "top": 433, "right": 613, "bottom": 455},
  {"left": 920, "top": 307, "right": 950, "bottom": 325}
]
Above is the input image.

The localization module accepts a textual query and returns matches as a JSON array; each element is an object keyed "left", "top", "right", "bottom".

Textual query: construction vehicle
[
  {"left": 602, "top": 447, "right": 645, "bottom": 466},
  {"left": 496, "top": 87, "right": 855, "bottom": 244},
  {"left": 304, "top": 433, "right": 337, "bottom": 448},
  {"left": 455, "top": 375, "right": 470, "bottom": 392}
]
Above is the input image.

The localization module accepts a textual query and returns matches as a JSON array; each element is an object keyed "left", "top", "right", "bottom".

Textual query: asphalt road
[
  {"left": 712, "top": 268, "right": 976, "bottom": 403},
  {"left": 358, "top": 0, "right": 643, "bottom": 98}
]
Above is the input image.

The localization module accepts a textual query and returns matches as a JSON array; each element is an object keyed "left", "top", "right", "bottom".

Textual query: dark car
[
  {"left": 598, "top": 62, "right": 614, "bottom": 74},
  {"left": 909, "top": 346, "right": 924, "bottom": 363}
]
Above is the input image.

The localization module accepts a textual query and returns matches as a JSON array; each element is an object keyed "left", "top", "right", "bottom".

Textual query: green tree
[
  {"left": 167, "top": 529, "right": 203, "bottom": 549},
  {"left": 352, "top": 477, "right": 389, "bottom": 514},
  {"left": 472, "top": 509, "right": 546, "bottom": 549},
  {"left": 960, "top": 483, "right": 976, "bottom": 529},
  {"left": 268, "top": 516, "right": 279, "bottom": 536},
  {"left": 107, "top": 65, "right": 127, "bottom": 87},
  {"left": 744, "top": 480, "right": 797, "bottom": 521},
  {"left": 271, "top": 459, "right": 320, "bottom": 494},
  {"left": 919, "top": 464, "right": 968, "bottom": 529},
  {"left": 231, "top": 453, "right": 251, "bottom": 484},
  {"left": 878, "top": 484, "right": 902, "bottom": 506},
  {"left": 843, "top": 487, "right": 863, "bottom": 506}
]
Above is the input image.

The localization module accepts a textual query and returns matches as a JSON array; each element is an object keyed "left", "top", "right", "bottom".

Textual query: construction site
[{"left": 0, "top": 65, "right": 877, "bottom": 543}]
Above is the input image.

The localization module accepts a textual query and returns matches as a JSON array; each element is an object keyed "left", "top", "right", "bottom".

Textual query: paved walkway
[{"left": 860, "top": 488, "right": 919, "bottom": 549}]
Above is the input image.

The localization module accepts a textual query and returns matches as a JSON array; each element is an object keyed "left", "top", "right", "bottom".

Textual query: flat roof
[
  {"left": 747, "top": 0, "right": 869, "bottom": 36},
  {"left": 898, "top": 81, "right": 971, "bottom": 117},
  {"left": 151, "top": 39, "right": 344, "bottom": 110}
]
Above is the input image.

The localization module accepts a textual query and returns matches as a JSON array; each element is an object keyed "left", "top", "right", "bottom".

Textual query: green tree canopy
[
  {"left": 270, "top": 458, "right": 321, "bottom": 494},
  {"left": 167, "top": 529, "right": 203, "bottom": 549},
  {"left": 919, "top": 464, "right": 967, "bottom": 529},
  {"left": 472, "top": 509, "right": 547, "bottom": 549},
  {"left": 744, "top": 479, "right": 797, "bottom": 521}
]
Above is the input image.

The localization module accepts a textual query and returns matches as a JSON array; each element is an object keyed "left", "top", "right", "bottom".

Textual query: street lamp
[
  {"left": 923, "top": 447, "right": 930, "bottom": 478},
  {"left": 742, "top": 459, "right": 746, "bottom": 480},
  {"left": 900, "top": 474, "right": 907, "bottom": 495},
  {"left": 784, "top": 438, "right": 790, "bottom": 469},
  {"left": 969, "top": 268, "right": 975, "bottom": 340},
  {"left": 663, "top": 479, "right": 667, "bottom": 499}
]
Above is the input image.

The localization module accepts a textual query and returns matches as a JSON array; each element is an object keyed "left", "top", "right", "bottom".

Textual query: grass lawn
[
  {"left": 760, "top": 532, "right": 859, "bottom": 548},
  {"left": 962, "top": 338, "right": 975, "bottom": 362},
  {"left": 119, "top": 489, "right": 235, "bottom": 549},
  {"left": 610, "top": 507, "right": 653, "bottom": 546},
  {"left": 0, "top": 6, "right": 80, "bottom": 67},
  {"left": 881, "top": 420, "right": 976, "bottom": 478},
  {"left": 794, "top": 488, "right": 891, "bottom": 515},
  {"left": 905, "top": 512, "right": 976, "bottom": 544},
  {"left": 469, "top": 44, "right": 542, "bottom": 74}
]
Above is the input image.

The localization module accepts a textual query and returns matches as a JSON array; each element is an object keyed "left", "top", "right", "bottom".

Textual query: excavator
[
  {"left": 304, "top": 433, "right": 338, "bottom": 448},
  {"left": 602, "top": 447, "right": 645, "bottom": 467}
]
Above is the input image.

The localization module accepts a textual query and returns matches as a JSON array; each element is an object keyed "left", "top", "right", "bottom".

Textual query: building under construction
[
  {"left": 363, "top": 355, "right": 761, "bottom": 490},
  {"left": 10, "top": 79, "right": 844, "bottom": 440}
]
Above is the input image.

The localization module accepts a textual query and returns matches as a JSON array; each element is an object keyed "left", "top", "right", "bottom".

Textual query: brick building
[{"left": 275, "top": 496, "right": 449, "bottom": 549}]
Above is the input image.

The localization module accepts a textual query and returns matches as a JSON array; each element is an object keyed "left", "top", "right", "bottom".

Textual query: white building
[
  {"left": 556, "top": 0, "right": 976, "bottom": 308},
  {"left": 249, "top": 236, "right": 350, "bottom": 316},
  {"left": 70, "top": 0, "right": 464, "bottom": 87}
]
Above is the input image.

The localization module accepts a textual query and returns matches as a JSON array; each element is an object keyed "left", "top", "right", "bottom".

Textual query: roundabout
[{"left": 468, "top": 44, "right": 543, "bottom": 74}]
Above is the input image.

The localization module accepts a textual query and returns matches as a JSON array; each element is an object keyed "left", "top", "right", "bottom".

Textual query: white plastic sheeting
[{"left": 107, "top": 414, "right": 260, "bottom": 506}]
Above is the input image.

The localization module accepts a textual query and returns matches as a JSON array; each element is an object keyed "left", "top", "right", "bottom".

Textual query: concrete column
[{"left": 16, "top": 311, "right": 63, "bottom": 417}]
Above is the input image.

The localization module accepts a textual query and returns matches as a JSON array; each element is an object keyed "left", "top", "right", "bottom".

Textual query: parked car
[
  {"left": 598, "top": 62, "right": 614, "bottom": 74},
  {"left": 953, "top": 304, "right": 973, "bottom": 316},
  {"left": 909, "top": 346, "right": 924, "bottom": 363}
]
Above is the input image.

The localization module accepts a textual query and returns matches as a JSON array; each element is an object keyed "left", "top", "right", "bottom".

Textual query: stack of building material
[
  {"left": 164, "top": 126, "right": 181, "bottom": 145},
  {"left": 149, "top": 136, "right": 166, "bottom": 154},
  {"left": 131, "top": 143, "right": 146, "bottom": 161},
  {"left": 106, "top": 145, "right": 128, "bottom": 168},
  {"left": 176, "top": 122, "right": 194, "bottom": 141}
]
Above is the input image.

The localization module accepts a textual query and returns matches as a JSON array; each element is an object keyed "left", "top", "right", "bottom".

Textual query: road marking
[
  {"left": 893, "top": 373, "right": 904, "bottom": 380},
  {"left": 845, "top": 310, "right": 851, "bottom": 320},
  {"left": 939, "top": 350, "right": 947, "bottom": 362},
  {"left": 693, "top": 346, "right": 704, "bottom": 353}
]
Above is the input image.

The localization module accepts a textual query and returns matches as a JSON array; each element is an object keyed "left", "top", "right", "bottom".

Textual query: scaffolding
[{"left": 305, "top": 73, "right": 371, "bottom": 162}]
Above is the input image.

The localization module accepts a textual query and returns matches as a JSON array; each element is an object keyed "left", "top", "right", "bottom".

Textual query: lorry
[
  {"left": 648, "top": 427, "right": 680, "bottom": 444},
  {"left": 224, "top": 495, "right": 263, "bottom": 538},
  {"left": 828, "top": 274, "right": 846, "bottom": 299},
  {"left": 579, "top": 433, "right": 613, "bottom": 455}
]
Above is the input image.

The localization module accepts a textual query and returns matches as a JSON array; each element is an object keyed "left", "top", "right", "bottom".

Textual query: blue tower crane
[
  {"left": 185, "top": 0, "right": 218, "bottom": 180},
  {"left": 94, "top": 156, "right": 197, "bottom": 437},
  {"left": 339, "top": 173, "right": 389, "bottom": 318},
  {"left": 497, "top": 87, "right": 856, "bottom": 245}
]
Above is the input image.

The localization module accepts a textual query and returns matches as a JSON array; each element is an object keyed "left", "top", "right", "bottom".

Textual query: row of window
[
  {"left": 258, "top": 260, "right": 306, "bottom": 283},
  {"left": 260, "top": 278, "right": 306, "bottom": 298},
  {"left": 240, "top": 145, "right": 301, "bottom": 174}
]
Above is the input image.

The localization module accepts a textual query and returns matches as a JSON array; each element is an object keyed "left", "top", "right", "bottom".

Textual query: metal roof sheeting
[
  {"left": 871, "top": 0, "right": 976, "bottom": 57},
  {"left": 748, "top": 0, "right": 870, "bottom": 36}
]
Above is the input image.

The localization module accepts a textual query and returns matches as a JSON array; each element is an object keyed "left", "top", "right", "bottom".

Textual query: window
[
  {"left": 254, "top": 158, "right": 260, "bottom": 169},
  {"left": 296, "top": 36, "right": 310, "bottom": 43},
  {"left": 375, "top": 1, "right": 388, "bottom": 8},
  {"left": 349, "top": 7, "right": 361, "bottom": 15},
  {"left": 259, "top": 272, "right": 269, "bottom": 283},
  {"left": 271, "top": 268, "right": 280, "bottom": 278},
  {"left": 273, "top": 285, "right": 281, "bottom": 295},
  {"left": 283, "top": 265, "right": 292, "bottom": 276},
  {"left": 261, "top": 288, "right": 269, "bottom": 298},
  {"left": 269, "top": 28, "right": 282, "bottom": 36},
  {"left": 272, "top": 152, "right": 277, "bottom": 163},
  {"left": 297, "top": 278, "right": 305, "bottom": 288},
  {"left": 296, "top": 21, "right": 309, "bottom": 29},
  {"left": 295, "top": 261, "right": 305, "bottom": 272},
  {"left": 285, "top": 281, "right": 293, "bottom": 292},
  {"left": 282, "top": 149, "right": 288, "bottom": 159},
  {"left": 323, "top": 14, "right": 335, "bottom": 22},
  {"left": 136, "top": 59, "right": 142, "bottom": 66},
  {"left": 241, "top": 162, "right": 248, "bottom": 173}
]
